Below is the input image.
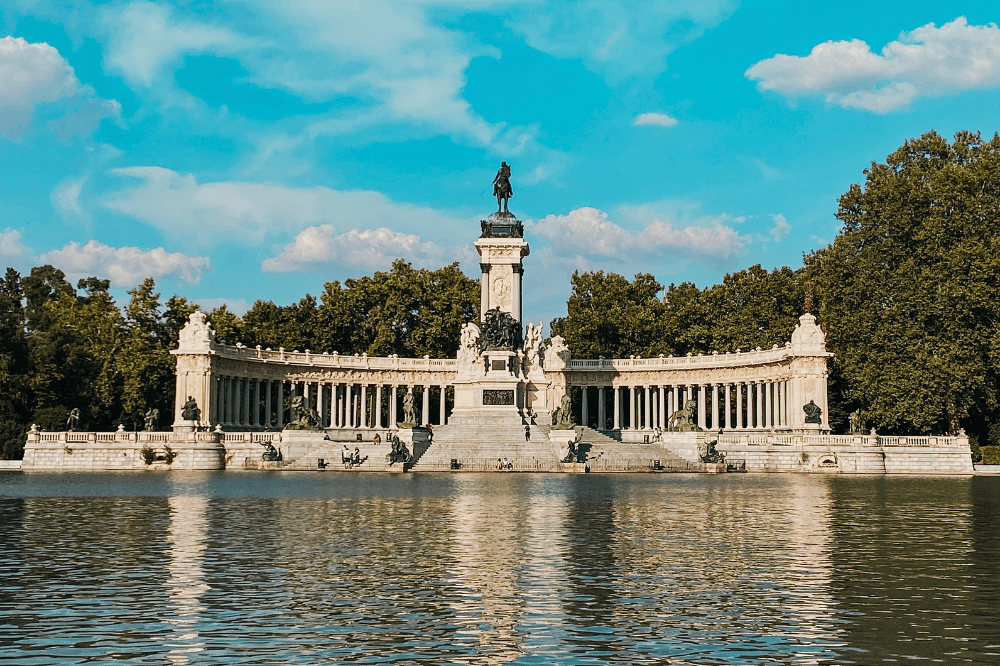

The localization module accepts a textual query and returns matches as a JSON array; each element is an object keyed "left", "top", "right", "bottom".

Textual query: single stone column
[
  {"left": 764, "top": 380, "right": 772, "bottom": 428},
  {"left": 356, "top": 384, "right": 365, "bottom": 428},
  {"left": 640, "top": 386, "right": 653, "bottom": 430},
  {"left": 611, "top": 386, "right": 622, "bottom": 430},
  {"left": 673, "top": 386, "right": 681, "bottom": 421},
  {"left": 711, "top": 384, "right": 719, "bottom": 430},
  {"left": 344, "top": 384, "right": 352, "bottom": 428},
  {"left": 658, "top": 386, "right": 666, "bottom": 429},
  {"left": 511, "top": 264, "right": 523, "bottom": 323},
  {"left": 480, "top": 263, "right": 491, "bottom": 317},
  {"left": 228, "top": 377, "right": 236, "bottom": 426},
  {"left": 275, "top": 381, "right": 283, "bottom": 428},
  {"left": 374, "top": 385, "right": 382, "bottom": 428},
  {"left": 581, "top": 386, "right": 589, "bottom": 428},
  {"left": 626, "top": 386, "right": 635, "bottom": 430},
  {"left": 439, "top": 385, "right": 447, "bottom": 425},
  {"left": 735, "top": 382, "right": 743, "bottom": 429},
  {"left": 598, "top": 386, "right": 606, "bottom": 430},
  {"left": 391, "top": 385, "right": 398, "bottom": 425},
  {"left": 421, "top": 385, "right": 430, "bottom": 426},
  {"left": 696, "top": 384, "right": 706, "bottom": 430},
  {"left": 724, "top": 384, "right": 732, "bottom": 429},
  {"left": 264, "top": 380, "right": 272, "bottom": 428},
  {"left": 752, "top": 381, "right": 759, "bottom": 429}
]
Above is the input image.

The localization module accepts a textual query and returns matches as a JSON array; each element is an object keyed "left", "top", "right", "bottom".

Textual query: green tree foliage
[
  {"left": 550, "top": 271, "right": 666, "bottom": 358},
  {"left": 805, "top": 130, "right": 1000, "bottom": 435},
  {"left": 552, "top": 266, "right": 803, "bottom": 359},
  {"left": 0, "top": 268, "right": 30, "bottom": 459},
  {"left": 118, "top": 279, "right": 176, "bottom": 429}
]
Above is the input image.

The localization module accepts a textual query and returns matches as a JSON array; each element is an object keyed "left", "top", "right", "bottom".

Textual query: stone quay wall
[
  {"left": 715, "top": 432, "right": 973, "bottom": 474},
  {"left": 21, "top": 429, "right": 227, "bottom": 470}
]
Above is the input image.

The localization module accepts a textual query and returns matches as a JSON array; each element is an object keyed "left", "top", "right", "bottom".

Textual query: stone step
[{"left": 574, "top": 427, "right": 699, "bottom": 472}]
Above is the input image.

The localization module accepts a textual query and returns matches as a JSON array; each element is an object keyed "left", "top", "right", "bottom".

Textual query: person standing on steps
[{"left": 525, "top": 425, "right": 530, "bottom": 442}]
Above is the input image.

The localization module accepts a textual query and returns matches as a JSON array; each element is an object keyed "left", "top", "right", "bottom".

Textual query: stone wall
[
  {"left": 22, "top": 429, "right": 226, "bottom": 470},
  {"left": 714, "top": 433, "right": 973, "bottom": 474}
]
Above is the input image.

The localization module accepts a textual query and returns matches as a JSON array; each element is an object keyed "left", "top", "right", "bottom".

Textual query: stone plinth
[
  {"left": 703, "top": 463, "right": 727, "bottom": 473},
  {"left": 560, "top": 462, "right": 588, "bottom": 473}
]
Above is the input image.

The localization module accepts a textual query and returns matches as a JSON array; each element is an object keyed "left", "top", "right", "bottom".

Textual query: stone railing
[
  {"left": 27, "top": 430, "right": 222, "bottom": 445},
  {"left": 213, "top": 344, "right": 458, "bottom": 370},
  {"left": 567, "top": 345, "right": 793, "bottom": 372},
  {"left": 718, "top": 433, "right": 970, "bottom": 448}
]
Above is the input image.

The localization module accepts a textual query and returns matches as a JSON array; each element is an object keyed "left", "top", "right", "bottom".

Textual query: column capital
[{"left": 480, "top": 263, "right": 491, "bottom": 273}]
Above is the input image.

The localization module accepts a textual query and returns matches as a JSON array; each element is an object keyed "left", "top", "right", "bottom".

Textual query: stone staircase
[
  {"left": 410, "top": 422, "right": 561, "bottom": 471},
  {"left": 576, "top": 427, "right": 700, "bottom": 472},
  {"left": 251, "top": 430, "right": 421, "bottom": 471}
]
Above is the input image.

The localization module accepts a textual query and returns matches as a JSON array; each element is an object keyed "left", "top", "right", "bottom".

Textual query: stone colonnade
[
  {"left": 206, "top": 376, "right": 452, "bottom": 430},
  {"left": 575, "top": 380, "right": 793, "bottom": 431}
]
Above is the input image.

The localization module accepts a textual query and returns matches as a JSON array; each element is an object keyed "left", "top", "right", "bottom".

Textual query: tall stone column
[
  {"left": 753, "top": 380, "right": 764, "bottom": 430},
  {"left": 641, "top": 386, "right": 653, "bottom": 430},
  {"left": 344, "top": 384, "right": 352, "bottom": 428},
  {"left": 711, "top": 384, "right": 719, "bottom": 430},
  {"left": 375, "top": 385, "right": 383, "bottom": 428},
  {"left": 697, "top": 384, "right": 706, "bottom": 430},
  {"left": 391, "top": 385, "right": 398, "bottom": 425},
  {"left": 511, "top": 264, "right": 523, "bottom": 325},
  {"left": 358, "top": 384, "right": 366, "bottom": 428},
  {"left": 765, "top": 381, "right": 772, "bottom": 428},
  {"left": 276, "top": 381, "right": 284, "bottom": 428},
  {"left": 598, "top": 386, "right": 606, "bottom": 430},
  {"left": 264, "top": 381, "right": 272, "bottom": 428},
  {"left": 627, "top": 386, "right": 635, "bottom": 429},
  {"left": 479, "top": 263, "right": 491, "bottom": 316},
  {"left": 724, "top": 384, "right": 732, "bottom": 429},
  {"left": 421, "top": 385, "right": 430, "bottom": 426},
  {"left": 735, "top": 382, "right": 743, "bottom": 429},
  {"left": 581, "top": 386, "right": 589, "bottom": 428},
  {"left": 673, "top": 386, "right": 681, "bottom": 419},
  {"left": 439, "top": 385, "right": 447, "bottom": 425},
  {"left": 613, "top": 387, "right": 620, "bottom": 430},
  {"left": 658, "top": 386, "right": 665, "bottom": 429}
]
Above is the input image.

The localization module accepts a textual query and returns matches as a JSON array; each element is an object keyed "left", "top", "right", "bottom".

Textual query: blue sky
[{"left": 2, "top": 1, "right": 1000, "bottom": 327}]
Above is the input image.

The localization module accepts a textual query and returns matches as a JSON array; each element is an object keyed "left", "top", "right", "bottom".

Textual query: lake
[{"left": 1, "top": 472, "right": 998, "bottom": 665}]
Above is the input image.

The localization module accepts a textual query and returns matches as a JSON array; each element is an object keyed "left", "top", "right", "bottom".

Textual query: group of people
[
  {"left": 495, "top": 457, "right": 514, "bottom": 470},
  {"left": 341, "top": 445, "right": 363, "bottom": 468}
]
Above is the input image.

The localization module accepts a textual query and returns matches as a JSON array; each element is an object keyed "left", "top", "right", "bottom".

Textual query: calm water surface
[{"left": 1, "top": 472, "right": 998, "bottom": 665}]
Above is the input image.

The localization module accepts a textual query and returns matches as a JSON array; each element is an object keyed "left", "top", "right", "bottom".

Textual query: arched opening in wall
[{"left": 815, "top": 454, "right": 839, "bottom": 472}]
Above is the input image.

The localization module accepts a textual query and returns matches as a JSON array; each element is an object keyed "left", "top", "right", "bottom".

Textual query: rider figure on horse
[{"left": 493, "top": 161, "right": 513, "bottom": 214}]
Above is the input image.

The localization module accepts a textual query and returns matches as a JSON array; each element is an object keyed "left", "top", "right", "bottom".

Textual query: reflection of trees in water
[{"left": 826, "top": 477, "right": 988, "bottom": 663}]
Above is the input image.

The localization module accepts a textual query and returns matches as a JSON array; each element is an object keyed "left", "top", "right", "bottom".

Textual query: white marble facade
[{"left": 172, "top": 226, "right": 832, "bottom": 433}]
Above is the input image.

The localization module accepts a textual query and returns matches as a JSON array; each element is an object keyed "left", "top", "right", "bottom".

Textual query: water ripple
[{"left": 1, "top": 472, "right": 998, "bottom": 664}]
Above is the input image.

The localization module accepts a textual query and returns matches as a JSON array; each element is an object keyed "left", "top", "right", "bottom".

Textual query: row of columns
[
  {"left": 212, "top": 376, "right": 450, "bottom": 429},
  {"left": 576, "top": 380, "right": 791, "bottom": 431}
]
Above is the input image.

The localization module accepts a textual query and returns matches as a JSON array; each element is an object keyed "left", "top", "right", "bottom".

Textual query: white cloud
[
  {"left": 746, "top": 17, "right": 1000, "bottom": 112},
  {"left": 52, "top": 178, "right": 87, "bottom": 221},
  {"left": 0, "top": 37, "right": 81, "bottom": 138},
  {"left": 101, "top": 1, "right": 243, "bottom": 87},
  {"left": 40, "top": 241, "right": 210, "bottom": 287},
  {"left": 511, "top": 0, "right": 738, "bottom": 82},
  {"left": 0, "top": 228, "right": 32, "bottom": 261},
  {"left": 104, "top": 166, "right": 467, "bottom": 247},
  {"left": 0, "top": 36, "right": 121, "bottom": 139},
  {"left": 263, "top": 224, "right": 448, "bottom": 273},
  {"left": 526, "top": 206, "right": 745, "bottom": 260},
  {"left": 769, "top": 214, "right": 791, "bottom": 241},
  {"left": 634, "top": 112, "right": 678, "bottom": 127}
]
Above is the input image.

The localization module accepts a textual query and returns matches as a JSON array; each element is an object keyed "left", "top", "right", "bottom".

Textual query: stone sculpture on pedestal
[
  {"left": 181, "top": 397, "right": 201, "bottom": 422},
  {"left": 804, "top": 400, "right": 823, "bottom": 424},
  {"left": 401, "top": 392, "right": 416, "bottom": 426},
  {"left": 285, "top": 396, "right": 321, "bottom": 430},
  {"left": 552, "top": 394, "right": 575, "bottom": 430}
]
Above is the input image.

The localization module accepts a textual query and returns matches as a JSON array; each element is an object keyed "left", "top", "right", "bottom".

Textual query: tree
[
  {"left": 118, "top": 279, "right": 175, "bottom": 429},
  {"left": 550, "top": 271, "right": 666, "bottom": 358},
  {"left": 0, "top": 268, "right": 30, "bottom": 458},
  {"left": 805, "top": 130, "right": 1000, "bottom": 435}
]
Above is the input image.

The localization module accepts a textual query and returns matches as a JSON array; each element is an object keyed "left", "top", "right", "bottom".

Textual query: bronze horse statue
[{"left": 493, "top": 161, "right": 512, "bottom": 214}]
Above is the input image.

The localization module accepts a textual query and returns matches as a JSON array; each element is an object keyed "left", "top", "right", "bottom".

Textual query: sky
[{"left": 2, "top": 1, "right": 1000, "bottom": 329}]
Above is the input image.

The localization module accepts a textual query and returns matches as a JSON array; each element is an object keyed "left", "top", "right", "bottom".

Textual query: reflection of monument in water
[{"left": 165, "top": 495, "right": 209, "bottom": 664}]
